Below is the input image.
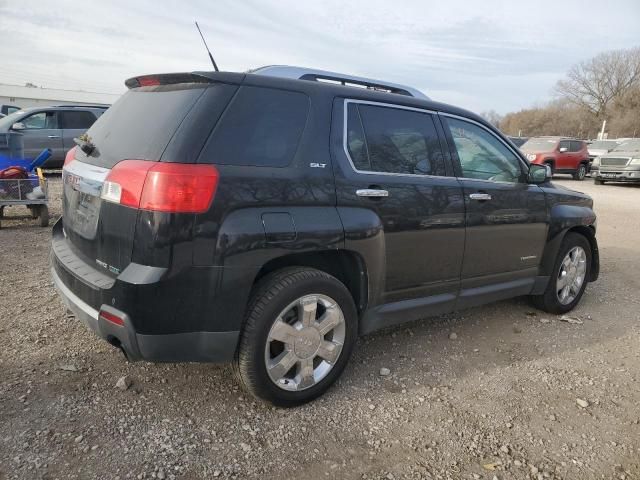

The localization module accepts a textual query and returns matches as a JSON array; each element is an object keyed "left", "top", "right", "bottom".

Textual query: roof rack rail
[{"left": 249, "top": 65, "right": 429, "bottom": 100}]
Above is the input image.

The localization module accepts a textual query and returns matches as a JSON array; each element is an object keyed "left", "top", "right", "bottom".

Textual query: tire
[
  {"left": 544, "top": 161, "right": 555, "bottom": 176},
  {"left": 0, "top": 206, "right": 4, "bottom": 218},
  {"left": 572, "top": 163, "right": 587, "bottom": 181},
  {"left": 234, "top": 267, "right": 358, "bottom": 407},
  {"left": 594, "top": 179, "right": 605, "bottom": 185},
  {"left": 531, "top": 233, "right": 591, "bottom": 314},
  {"left": 38, "top": 205, "right": 49, "bottom": 227},
  {"left": 28, "top": 206, "right": 39, "bottom": 219}
]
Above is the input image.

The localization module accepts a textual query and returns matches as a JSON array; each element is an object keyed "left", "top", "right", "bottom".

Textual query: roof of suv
[{"left": 127, "top": 66, "right": 491, "bottom": 131}]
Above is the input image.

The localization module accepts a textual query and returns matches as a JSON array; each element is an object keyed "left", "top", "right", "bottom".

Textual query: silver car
[
  {"left": 0, "top": 105, "right": 107, "bottom": 168},
  {"left": 591, "top": 140, "right": 640, "bottom": 184}
]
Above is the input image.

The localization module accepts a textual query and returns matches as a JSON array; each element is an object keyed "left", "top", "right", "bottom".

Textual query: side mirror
[
  {"left": 11, "top": 122, "right": 25, "bottom": 131},
  {"left": 559, "top": 147, "right": 568, "bottom": 153},
  {"left": 528, "top": 164, "right": 551, "bottom": 184}
]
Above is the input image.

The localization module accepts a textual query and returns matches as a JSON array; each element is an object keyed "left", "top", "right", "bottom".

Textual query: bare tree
[
  {"left": 555, "top": 47, "right": 640, "bottom": 119},
  {"left": 480, "top": 109, "right": 503, "bottom": 127}
]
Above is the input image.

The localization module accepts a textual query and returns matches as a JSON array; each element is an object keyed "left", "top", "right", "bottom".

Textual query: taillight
[
  {"left": 64, "top": 146, "right": 77, "bottom": 167},
  {"left": 101, "top": 161, "right": 219, "bottom": 213}
]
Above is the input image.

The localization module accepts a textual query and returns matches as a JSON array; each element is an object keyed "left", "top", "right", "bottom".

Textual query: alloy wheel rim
[
  {"left": 556, "top": 246, "right": 587, "bottom": 305},
  {"left": 264, "top": 294, "right": 345, "bottom": 391},
  {"left": 578, "top": 165, "right": 586, "bottom": 179}
]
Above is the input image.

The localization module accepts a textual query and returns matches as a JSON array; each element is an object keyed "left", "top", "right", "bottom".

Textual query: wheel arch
[
  {"left": 539, "top": 224, "right": 599, "bottom": 283},
  {"left": 251, "top": 249, "right": 369, "bottom": 315}
]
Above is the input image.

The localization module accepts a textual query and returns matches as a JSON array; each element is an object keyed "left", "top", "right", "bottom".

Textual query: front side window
[
  {"left": 445, "top": 117, "right": 523, "bottom": 183},
  {"left": 22, "top": 111, "right": 58, "bottom": 129},
  {"left": 347, "top": 103, "right": 445, "bottom": 176}
]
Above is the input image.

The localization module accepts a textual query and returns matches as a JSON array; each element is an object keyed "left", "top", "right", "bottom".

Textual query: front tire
[
  {"left": 531, "top": 233, "right": 591, "bottom": 314},
  {"left": 234, "top": 267, "right": 358, "bottom": 407}
]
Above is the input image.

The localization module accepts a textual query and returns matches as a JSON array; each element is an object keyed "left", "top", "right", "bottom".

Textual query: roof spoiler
[{"left": 125, "top": 72, "right": 245, "bottom": 89}]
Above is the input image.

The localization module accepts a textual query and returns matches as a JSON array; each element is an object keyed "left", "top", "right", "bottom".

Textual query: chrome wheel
[
  {"left": 265, "top": 294, "right": 345, "bottom": 391},
  {"left": 556, "top": 246, "right": 587, "bottom": 305}
]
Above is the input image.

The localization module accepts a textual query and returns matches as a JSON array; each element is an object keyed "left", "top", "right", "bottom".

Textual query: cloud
[{"left": 1, "top": 0, "right": 638, "bottom": 113}]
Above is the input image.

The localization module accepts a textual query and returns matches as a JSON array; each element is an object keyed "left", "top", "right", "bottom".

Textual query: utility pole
[{"left": 599, "top": 120, "right": 607, "bottom": 140}]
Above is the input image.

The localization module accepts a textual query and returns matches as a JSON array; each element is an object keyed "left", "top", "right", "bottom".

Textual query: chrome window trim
[
  {"left": 341, "top": 99, "right": 450, "bottom": 179},
  {"left": 438, "top": 112, "right": 530, "bottom": 183}
]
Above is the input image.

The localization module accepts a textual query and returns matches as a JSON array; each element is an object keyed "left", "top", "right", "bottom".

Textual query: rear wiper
[{"left": 74, "top": 134, "right": 96, "bottom": 155}]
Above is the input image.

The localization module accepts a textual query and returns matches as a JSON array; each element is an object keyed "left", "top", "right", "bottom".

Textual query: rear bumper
[{"left": 51, "top": 219, "right": 240, "bottom": 363}]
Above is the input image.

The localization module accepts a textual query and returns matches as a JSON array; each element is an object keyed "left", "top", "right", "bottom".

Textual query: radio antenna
[{"left": 195, "top": 21, "right": 219, "bottom": 72}]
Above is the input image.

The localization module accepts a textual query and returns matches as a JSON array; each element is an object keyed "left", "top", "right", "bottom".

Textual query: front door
[
  {"left": 440, "top": 114, "right": 548, "bottom": 305},
  {"left": 332, "top": 99, "right": 465, "bottom": 304},
  {"left": 18, "top": 111, "right": 63, "bottom": 161}
]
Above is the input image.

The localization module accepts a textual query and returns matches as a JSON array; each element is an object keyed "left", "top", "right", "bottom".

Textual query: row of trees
[{"left": 484, "top": 47, "right": 640, "bottom": 139}]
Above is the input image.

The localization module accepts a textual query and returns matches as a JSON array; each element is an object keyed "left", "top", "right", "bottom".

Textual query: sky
[{"left": 1, "top": 0, "right": 639, "bottom": 114}]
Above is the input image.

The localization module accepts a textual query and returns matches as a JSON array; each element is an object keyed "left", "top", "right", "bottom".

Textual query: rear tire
[
  {"left": 233, "top": 267, "right": 358, "bottom": 407},
  {"left": 531, "top": 233, "right": 591, "bottom": 314},
  {"left": 573, "top": 163, "right": 587, "bottom": 181}
]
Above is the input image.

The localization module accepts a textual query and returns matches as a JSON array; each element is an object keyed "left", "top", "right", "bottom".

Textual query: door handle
[
  {"left": 356, "top": 189, "right": 389, "bottom": 198},
  {"left": 469, "top": 192, "right": 492, "bottom": 201},
  {"left": 47, "top": 135, "right": 60, "bottom": 139}
]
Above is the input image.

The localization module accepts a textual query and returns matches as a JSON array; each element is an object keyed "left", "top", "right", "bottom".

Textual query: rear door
[
  {"left": 60, "top": 109, "right": 100, "bottom": 152},
  {"left": 440, "top": 114, "right": 548, "bottom": 305},
  {"left": 19, "top": 111, "right": 64, "bottom": 161},
  {"left": 332, "top": 99, "right": 465, "bottom": 304}
]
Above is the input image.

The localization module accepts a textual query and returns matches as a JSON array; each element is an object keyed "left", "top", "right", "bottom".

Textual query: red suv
[{"left": 520, "top": 137, "right": 590, "bottom": 180}]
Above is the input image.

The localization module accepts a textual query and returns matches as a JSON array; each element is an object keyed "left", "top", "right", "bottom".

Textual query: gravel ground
[{"left": 0, "top": 176, "right": 638, "bottom": 480}]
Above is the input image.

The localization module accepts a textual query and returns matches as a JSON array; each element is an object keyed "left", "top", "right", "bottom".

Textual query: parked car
[
  {"left": 591, "top": 139, "right": 640, "bottom": 184},
  {"left": 0, "top": 105, "right": 107, "bottom": 168},
  {"left": 0, "top": 104, "right": 20, "bottom": 116},
  {"left": 51, "top": 66, "right": 599, "bottom": 406},
  {"left": 587, "top": 140, "right": 621, "bottom": 165},
  {"left": 507, "top": 136, "right": 529, "bottom": 147},
  {"left": 520, "top": 137, "right": 590, "bottom": 180}
]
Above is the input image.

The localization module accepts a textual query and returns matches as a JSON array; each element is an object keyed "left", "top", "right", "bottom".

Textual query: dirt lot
[{"left": 0, "top": 176, "right": 638, "bottom": 480}]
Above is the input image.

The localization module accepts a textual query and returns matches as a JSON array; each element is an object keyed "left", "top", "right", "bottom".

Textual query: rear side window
[
  {"left": 201, "top": 86, "right": 309, "bottom": 167},
  {"left": 61, "top": 110, "right": 97, "bottom": 129},
  {"left": 347, "top": 103, "right": 445, "bottom": 176},
  {"left": 570, "top": 140, "right": 583, "bottom": 152}
]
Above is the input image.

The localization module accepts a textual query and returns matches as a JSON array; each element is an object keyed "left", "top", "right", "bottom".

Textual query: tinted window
[
  {"left": 352, "top": 103, "right": 445, "bottom": 176},
  {"left": 559, "top": 140, "right": 571, "bottom": 151},
  {"left": 346, "top": 103, "right": 370, "bottom": 170},
  {"left": 445, "top": 117, "right": 522, "bottom": 183},
  {"left": 202, "top": 86, "right": 309, "bottom": 167},
  {"left": 570, "top": 140, "right": 583, "bottom": 152},
  {"left": 78, "top": 84, "right": 211, "bottom": 168},
  {"left": 61, "top": 110, "right": 97, "bottom": 129},
  {"left": 22, "top": 111, "right": 58, "bottom": 129}
]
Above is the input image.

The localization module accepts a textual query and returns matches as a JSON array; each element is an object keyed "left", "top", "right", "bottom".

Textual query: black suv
[{"left": 51, "top": 66, "right": 599, "bottom": 406}]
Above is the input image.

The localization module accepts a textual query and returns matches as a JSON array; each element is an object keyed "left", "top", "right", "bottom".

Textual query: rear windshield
[
  {"left": 78, "top": 84, "right": 207, "bottom": 168},
  {"left": 520, "top": 138, "right": 558, "bottom": 152}
]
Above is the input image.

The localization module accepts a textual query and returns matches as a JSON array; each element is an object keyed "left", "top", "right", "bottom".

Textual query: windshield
[
  {"left": 520, "top": 138, "right": 558, "bottom": 152},
  {"left": 589, "top": 140, "right": 619, "bottom": 150},
  {"left": 0, "top": 111, "right": 24, "bottom": 130},
  {"left": 614, "top": 140, "right": 640, "bottom": 152}
]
